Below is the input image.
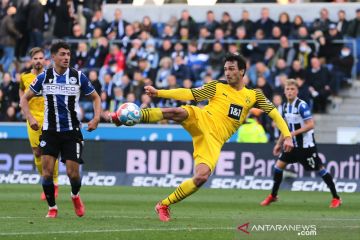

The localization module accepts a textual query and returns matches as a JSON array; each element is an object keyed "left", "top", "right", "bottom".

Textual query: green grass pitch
[{"left": 0, "top": 184, "right": 359, "bottom": 240}]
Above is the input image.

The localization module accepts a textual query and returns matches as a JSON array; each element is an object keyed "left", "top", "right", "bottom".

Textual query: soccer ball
[{"left": 116, "top": 103, "right": 142, "bottom": 126}]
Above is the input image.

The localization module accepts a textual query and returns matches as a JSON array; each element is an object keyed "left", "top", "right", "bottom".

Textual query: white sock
[{"left": 49, "top": 205, "right": 57, "bottom": 210}]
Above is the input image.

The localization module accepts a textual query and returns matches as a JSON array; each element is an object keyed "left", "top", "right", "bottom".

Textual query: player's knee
[
  {"left": 42, "top": 169, "right": 53, "bottom": 180},
  {"left": 193, "top": 174, "right": 209, "bottom": 187},
  {"left": 33, "top": 148, "right": 41, "bottom": 158}
]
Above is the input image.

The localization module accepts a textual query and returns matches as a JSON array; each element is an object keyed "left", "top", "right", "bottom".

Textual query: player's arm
[
  {"left": 254, "top": 89, "right": 293, "bottom": 152},
  {"left": 145, "top": 81, "right": 218, "bottom": 102},
  {"left": 79, "top": 72, "right": 100, "bottom": 131},
  {"left": 20, "top": 89, "right": 39, "bottom": 130}
]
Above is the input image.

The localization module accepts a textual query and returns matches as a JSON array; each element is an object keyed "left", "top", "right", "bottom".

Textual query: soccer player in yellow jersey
[
  {"left": 108, "top": 53, "right": 294, "bottom": 222},
  {"left": 19, "top": 47, "right": 59, "bottom": 200}
]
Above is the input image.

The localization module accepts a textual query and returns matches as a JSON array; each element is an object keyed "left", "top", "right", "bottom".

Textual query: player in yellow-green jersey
[
  {"left": 107, "top": 53, "right": 294, "bottom": 222},
  {"left": 19, "top": 47, "right": 59, "bottom": 200}
]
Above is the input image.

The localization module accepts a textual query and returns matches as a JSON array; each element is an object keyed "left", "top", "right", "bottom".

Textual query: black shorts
[
  {"left": 40, "top": 129, "right": 84, "bottom": 164},
  {"left": 279, "top": 147, "right": 323, "bottom": 171}
]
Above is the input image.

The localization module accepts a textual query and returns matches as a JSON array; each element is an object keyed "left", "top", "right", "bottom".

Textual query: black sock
[
  {"left": 271, "top": 167, "right": 283, "bottom": 197},
  {"left": 320, "top": 169, "right": 340, "bottom": 199},
  {"left": 42, "top": 178, "right": 55, "bottom": 207},
  {"left": 70, "top": 178, "right": 82, "bottom": 196}
]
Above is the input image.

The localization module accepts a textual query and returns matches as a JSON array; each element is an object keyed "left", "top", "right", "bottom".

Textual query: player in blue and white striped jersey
[
  {"left": 261, "top": 79, "right": 341, "bottom": 208},
  {"left": 20, "top": 42, "right": 101, "bottom": 218}
]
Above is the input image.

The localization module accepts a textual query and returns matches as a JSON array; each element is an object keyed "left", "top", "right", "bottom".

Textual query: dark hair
[
  {"left": 50, "top": 41, "right": 71, "bottom": 54},
  {"left": 224, "top": 53, "right": 247, "bottom": 74},
  {"left": 29, "top": 47, "right": 44, "bottom": 57}
]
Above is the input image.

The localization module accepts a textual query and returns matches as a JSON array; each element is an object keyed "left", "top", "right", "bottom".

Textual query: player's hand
[
  {"left": 282, "top": 136, "right": 293, "bottom": 153},
  {"left": 273, "top": 144, "right": 282, "bottom": 156},
  {"left": 144, "top": 86, "right": 158, "bottom": 97},
  {"left": 87, "top": 117, "right": 100, "bottom": 132},
  {"left": 28, "top": 116, "right": 39, "bottom": 131}
]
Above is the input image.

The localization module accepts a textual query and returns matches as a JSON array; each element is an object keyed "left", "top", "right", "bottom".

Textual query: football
[{"left": 116, "top": 103, "right": 142, "bottom": 126}]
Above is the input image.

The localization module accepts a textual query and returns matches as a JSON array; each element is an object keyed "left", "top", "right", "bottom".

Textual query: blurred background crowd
[{"left": 0, "top": 0, "right": 359, "bottom": 141}]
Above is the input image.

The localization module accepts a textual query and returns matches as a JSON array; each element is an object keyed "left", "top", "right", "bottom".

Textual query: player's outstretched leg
[
  {"left": 261, "top": 162, "right": 286, "bottom": 206},
  {"left": 319, "top": 168, "right": 341, "bottom": 208},
  {"left": 67, "top": 161, "right": 85, "bottom": 217},
  {"left": 53, "top": 160, "right": 59, "bottom": 198},
  {"left": 155, "top": 163, "right": 210, "bottom": 222}
]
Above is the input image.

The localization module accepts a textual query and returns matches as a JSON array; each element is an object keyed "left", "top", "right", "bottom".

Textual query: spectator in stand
[
  {"left": 109, "top": 86, "right": 124, "bottom": 112},
  {"left": 27, "top": 0, "right": 44, "bottom": 49},
  {"left": 220, "top": 11, "right": 235, "bottom": 39},
  {"left": 277, "top": 12, "right": 291, "bottom": 37},
  {"left": 126, "top": 38, "right": 145, "bottom": 70},
  {"left": 177, "top": 9, "right": 198, "bottom": 39},
  {"left": 162, "top": 24, "right": 176, "bottom": 40},
  {"left": 289, "top": 59, "right": 306, "bottom": 80},
  {"left": 271, "top": 26, "right": 282, "bottom": 42},
  {"left": 248, "top": 62, "right": 271, "bottom": 87},
  {"left": 171, "top": 42, "right": 185, "bottom": 60},
  {"left": 346, "top": 8, "right": 360, "bottom": 38},
  {"left": 255, "top": 7, "right": 275, "bottom": 38},
  {"left": 274, "top": 36, "right": 296, "bottom": 67},
  {"left": 256, "top": 76, "right": 273, "bottom": 100},
  {"left": 209, "top": 41, "right": 226, "bottom": 79},
  {"left": 197, "top": 26, "right": 212, "bottom": 54},
  {"left": 306, "top": 57, "right": 331, "bottom": 113},
  {"left": 237, "top": 10, "right": 255, "bottom": 39},
  {"left": 69, "top": 23, "right": 86, "bottom": 54},
  {"left": 330, "top": 46, "right": 354, "bottom": 95},
  {"left": 312, "top": 30, "right": 327, "bottom": 64},
  {"left": 186, "top": 41, "right": 209, "bottom": 82},
  {"left": 336, "top": 10, "right": 349, "bottom": 36},
  {"left": 144, "top": 40, "right": 159, "bottom": 70},
  {"left": 104, "top": 44, "right": 125, "bottom": 74},
  {"left": 86, "top": 36, "right": 109, "bottom": 70},
  {"left": 0, "top": 6, "right": 21, "bottom": 72},
  {"left": 155, "top": 57, "right": 172, "bottom": 89},
  {"left": 86, "top": 9, "right": 108, "bottom": 38},
  {"left": 137, "top": 58, "right": 157, "bottom": 82},
  {"left": 203, "top": 10, "right": 219, "bottom": 35},
  {"left": 121, "top": 24, "right": 137, "bottom": 54},
  {"left": 53, "top": 0, "right": 74, "bottom": 38},
  {"left": 295, "top": 41, "right": 314, "bottom": 69},
  {"left": 293, "top": 26, "right": 311, "bottom": 40},
  {"left": 106, "top": 8, "right": 129, "bottom": 40},
  {"left": 71, "top": 42, "right": 88, "bottom": 69},
  {"left": 171, "top": 55, "right": 191, "bottom": 86},
  {"left": 296, "top": 75, "right": 312, "bottom": 106},
  {"left": 247, "top": 29, "right": 268, "bottom": 64},
  {"left": 178, "top": 27, "right": 190, "bottom": 49},
  {"left": 312, "top": 8, "right": 332, "bottom": 33},
  {"left": 130, "top": 70, "right": 145, "bottom": 100},
  {"left": 263, "top": 47, "right": 276, "bottom": 70},
  {"left": 273, "top": 73, "right": 288, "bottom": 95},
  {"left": 0, "top": 72, "right": 19, "bottom": 118},
  {"left": 118, "top": 74, "right": 131, "bottom": 97},
  {"left": 271, "top": 58, "right": 290, "bottom": 88},
  {"left": 140, "top": 93, "right": 156, "bottom": 109},
  {"left": 290, "top": 15, "right": 305, "bottom": 38},
  {"left": 88, "top": 70, "right": 102, "bottom": 96},
  {"left": 323, "top": 24, "right": 343, "bottom": 63},
  {"left": 141, "top": 16, "right": 158, "bottom": 37},
  {"left": 158, "top": 39, "right": 173, "bottom": 60}
]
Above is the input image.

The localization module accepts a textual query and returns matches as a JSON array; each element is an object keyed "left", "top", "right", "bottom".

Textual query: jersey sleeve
[
  {"left": 191, "top": 80, "right": 218, "bottom": 102},
  {"left": 253, "top": 89, "right": 275, "bottom": 114},
  {"left": 299, "top": 102, "right": 312, "bottom": 120},
  {"left": 80, "top": 72, "right": 95, "bottom": 96},
  {"left": 29, "top": 72, "right": 45, "bottom": 94}
]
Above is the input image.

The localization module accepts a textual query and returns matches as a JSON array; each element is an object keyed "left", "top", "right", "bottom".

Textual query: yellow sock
[
  {"left": 161, "top": 178, "right": 198, "bottom": 206},
  {"left": 53, "top": 160, "right": 59, "bottom": 185},
  {"left": 34, "top": 155, "right": 42, "bottom": 175},
  {"left": 141, "top": 108, "right": 163, "bottom": 123}
]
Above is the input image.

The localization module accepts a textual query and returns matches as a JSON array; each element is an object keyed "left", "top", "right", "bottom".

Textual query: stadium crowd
[{"left": 0, "top": 0, "right": 359, "bottom": 139}]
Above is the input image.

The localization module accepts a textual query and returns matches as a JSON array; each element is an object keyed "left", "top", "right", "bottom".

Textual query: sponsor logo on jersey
[
  {"left": 40, "top": 140, "right": 46, "bottom": 147},
  {"left": 43, "top": 83, "right": 80, "bottom": 96},
  {"left": 69, "top": 77, "right": 77, "bottom": 84}
]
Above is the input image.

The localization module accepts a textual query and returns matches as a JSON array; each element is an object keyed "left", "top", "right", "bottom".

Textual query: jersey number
[
  {"left": 228, "top": 104, "right": 243, "bottom": 120},
  {"left": 306, "top": 157, "right": 315, "bottom": 169}
]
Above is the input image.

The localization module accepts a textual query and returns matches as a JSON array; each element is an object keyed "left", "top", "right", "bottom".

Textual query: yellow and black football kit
[
  {"left": 20, "top": 71, "right": 58, "bottom": 184},
  {"left": 156, "top": 80, "right": 290, "bottom": 171}
]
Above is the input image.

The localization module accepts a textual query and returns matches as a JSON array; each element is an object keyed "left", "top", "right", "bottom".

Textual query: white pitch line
[
  {"left": 0, "top": 227, "right": 234, "bottom": 236},
  {"left": 0, "top": 216, "right": 359, "bottom": 221}
]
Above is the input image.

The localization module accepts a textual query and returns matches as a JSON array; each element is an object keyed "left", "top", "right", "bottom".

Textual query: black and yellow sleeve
[
  {"left": 253, "top": 89, "right": 275, "bottom": 113},
  {"left": 191, "top": 80, "right": 218, "bottom": 102}
]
